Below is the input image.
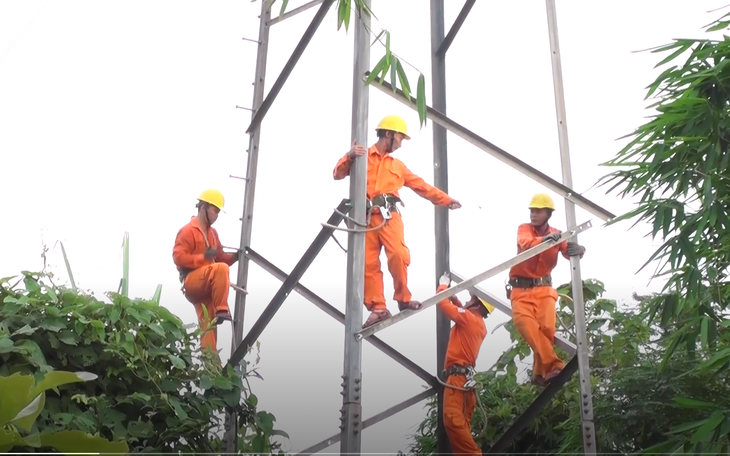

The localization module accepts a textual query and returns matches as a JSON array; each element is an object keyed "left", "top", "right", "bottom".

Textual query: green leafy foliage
[
  {"left": 406, "top": 281, "right": 730, "bottom": 454},
  {"left": 596, "top": 10, "right": 730, "bottom": 454},
  {"left": 0, "top": 370, "right": 128, "bottom": 453},
  {"left": 0, "top": 269, "right": 289, "bottom": 453}
]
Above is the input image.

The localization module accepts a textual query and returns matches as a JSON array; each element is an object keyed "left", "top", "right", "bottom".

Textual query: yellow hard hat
[
  {"left": 198, "top": 188, "right": 225, "bottom": 210},
  {"left": 376, "top": 115, "right": 410, "bottom": 140},
  {"left": 528, "top": 193, "right": 555, "bottom": 211},
  {"left": 477, "top": 297, "right": 495, "bottom": 314}
]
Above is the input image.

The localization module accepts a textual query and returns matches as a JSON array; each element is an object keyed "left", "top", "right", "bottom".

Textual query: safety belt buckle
[
  {"left": 381, "top": 206, "right": 392, "bottom": 220},
  {"left": 464, "top": 378, "right": 477, "bottom": 389}
]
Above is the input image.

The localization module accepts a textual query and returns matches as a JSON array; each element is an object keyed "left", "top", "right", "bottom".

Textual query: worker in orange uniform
[
  {"left": 436, "top": 272, "right": 493, "bottom": 456},
  {"left": 507, "top": 193, "right": 585, "bottom": 387},
  {"left": 333, "top": 115, "right": 462, "bottom": 328},
  {"left": 172, "top": 189, "right": 239, "bottom": 354}
]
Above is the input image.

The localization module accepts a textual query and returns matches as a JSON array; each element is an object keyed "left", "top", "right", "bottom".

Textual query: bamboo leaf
[{"left": 416, "top": 73, "right": 427, "bottom": 127}]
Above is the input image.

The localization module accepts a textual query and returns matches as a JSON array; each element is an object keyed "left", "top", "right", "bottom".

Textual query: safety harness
[
  {"left": 366, "top": 193, "right": 404, "bottom": 222},
  {"left": 439, "top": 363, "right": 487, "bottom": 440},
  {"left": 504, "top": 274, "right": 552, "bottom": 299}
]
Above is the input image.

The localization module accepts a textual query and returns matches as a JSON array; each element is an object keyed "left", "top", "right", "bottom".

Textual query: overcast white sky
[{"left": 1, "top": 0, "right": 726, "bottom": 454}]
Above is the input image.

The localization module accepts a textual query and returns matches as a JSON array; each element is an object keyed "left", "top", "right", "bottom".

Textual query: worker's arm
[
  {"left": 436, "top": 284, "right": 469, "bottom": 326},
  {"left": 172, "top": 227, "right": 207, "bottom": 270},
  {"left": 212, "top": 231, "right": 239, "bottom": 266},
  {"left": 517, "top": 224, "right": 544, "bottom": 251},
  {"left": 561, "top": 240, "right": 585, "bottom": 260},
  {"left": 402, "top": 166, "right": 452, "bottom": 206},
  {"left": 333, "top": 152, "right": 352, "bottom": 180}
]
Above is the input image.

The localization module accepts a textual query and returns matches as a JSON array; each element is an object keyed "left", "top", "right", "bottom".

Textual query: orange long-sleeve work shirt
[
  {"left": 437, "top": 284, "right": 487, "bottom": 370},
  {"left": 333, "top": 145, "right": 452, "bottom": 206},
  {"left": 173, "top": 217, "right": 238, "bottom": 272},
  {"left": 508, "top": 223, "right": 571, "bottom": 280}
]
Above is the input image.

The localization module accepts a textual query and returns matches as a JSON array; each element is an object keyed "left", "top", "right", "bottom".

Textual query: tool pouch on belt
[
  {"left": 508, "top": 275, "right": 552, "bottom": 290},
  {"left": 366, "top": 193, "right": 404, "bottom": 221},
  {"left": 504, "top": 281, "right": 512, "bottom": 301}
]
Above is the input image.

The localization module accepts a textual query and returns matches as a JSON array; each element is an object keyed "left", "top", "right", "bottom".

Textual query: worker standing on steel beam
[
  {"left": 507, "top": 193, "right": 586, "bottom": 387},
  {"left": 333, "top": 115, "right": 462, "bottom": 328},
  {"left": 436, "top": 272, "right": 493, "bottom": 456},
  {"left": 172, "top": 189, "right": 239, "bottom": 355}
]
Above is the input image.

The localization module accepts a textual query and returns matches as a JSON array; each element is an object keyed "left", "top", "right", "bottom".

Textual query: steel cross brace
[
  {"left": 365, "top": 77, "right": 616, "bottom": 223},
  {"left": 296, "top": 388, "right": 437, "bottom": 456},
  {"left": 449, "top": 272, "right": 581, "bottom": 357},
  {"left": 355, "top": 220, "right": 593, "bottom": 340},
  {"left": 244, "top": 246, "right": 439, "bottom": 388},
  {"left": 225, "top": 199, "right": 351, "bottom": 370},
  {"left": 485, "top": 355, "right": 579, "bottom": 453},
  {"left": 245, "top": 0, "right": 335, "bottom": 134}
]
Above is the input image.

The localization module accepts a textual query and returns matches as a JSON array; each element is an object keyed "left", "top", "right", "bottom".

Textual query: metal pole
[
  {"left": 340, "top": 0, "right": 370, "bottom": 453},
  {"left": 429, "top": 0, "right": 451, "bottom": 453},
  {"left": 225, "top": 1, "right": 271, "bottom": 452},
  {"left": 544, "top": 1, "right": 597, "bottom": 454},
  {"left": 267, "top": 0, "right": 325, "bottom": 26}
]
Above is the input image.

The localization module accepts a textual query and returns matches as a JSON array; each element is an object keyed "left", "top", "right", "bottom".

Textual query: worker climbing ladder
[{"left": 222, "top": 0, "right": 613, "bottom": 454}]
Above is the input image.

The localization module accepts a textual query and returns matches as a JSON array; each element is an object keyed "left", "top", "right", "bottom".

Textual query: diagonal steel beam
[
  {"left": 484, "top": 355, "right": 578, "bottom": 454},
  {"left": 295, "top": 388, "right": 437, "bottom": 456},
  {"left": 450, "top": 271, "right": 579, "bottom": 356},
  {"left": 436, "top": 0, "right": 476, "bottom": 56},
  {"left": 366, "top": 77, "right": 616, "bottom": 222},
  {"left": 225, "top": 199, "right": 351, "bottom": 369},
  {"left": 244, "top": 247, "right": 439, "bottom": 388},
  {"left": 245, "top": 0, "right": 335, "bottom": 134},
  {"left": 355, "top": 220, "right": 593, "bottom": 340},
  {"left": 267, "top": 0, "right": 325, "bottom": 26}
]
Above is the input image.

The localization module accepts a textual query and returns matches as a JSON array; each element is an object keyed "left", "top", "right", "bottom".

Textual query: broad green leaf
[
  {"left": 252, "top": 434, "right": 266, "bottom": 453},
  {"left": 11, "top": 392, "right": 45, "bottom": 431},
  {"left": 0, "top": 373, "right": 34, "bottom": 425}
]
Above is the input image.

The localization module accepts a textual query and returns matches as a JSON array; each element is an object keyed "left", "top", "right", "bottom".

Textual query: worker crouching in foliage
[
  {"left": 507, "top": 193, "right": 585, "bottom": 387},
  {"left": 436, "top": 272, "right": 493, "bottom": 456},
  {"left": 173, "top": 189, "right": 239, "bottom": 355},
  {"left": 333, "top": 115, "right": 462, "bottom": 329}
]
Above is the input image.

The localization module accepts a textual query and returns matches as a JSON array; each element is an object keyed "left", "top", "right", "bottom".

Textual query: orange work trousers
[
  {"left": 183, "top": 262, "right": 231, "bottom": 353},
  {"left": 364, "top": 211, "right": 411, "bottom": 311},
  {"left": 511, "top": 286, "right": 565, "bottom": 377},
  {"left": 443, "top": 374, "right": 481, "bottom": 456}
]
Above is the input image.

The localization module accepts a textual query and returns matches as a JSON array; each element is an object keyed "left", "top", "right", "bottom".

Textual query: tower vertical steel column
[
  {"left": 225, "top": 1, "right": 271, "bottom": 453},
  {"left": 544, "top": 1, "right": 597, "bottom": 454},
  {"left": 429, "top": 0, "right": 452, "bottom": 453},
  {"left": 340, "top": 1, "right": 370, "bottom": 454}
]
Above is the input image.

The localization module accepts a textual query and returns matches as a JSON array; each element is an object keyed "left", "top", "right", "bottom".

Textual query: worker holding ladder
[
  {"left": 332, "top": 115, "right": 462, "bottom": 329},
  {"left": 172, "top": 189, "right": 239, "bottom": 354},
  {"left": 507, "top": 193, "right": 586, "bottom": 386}
]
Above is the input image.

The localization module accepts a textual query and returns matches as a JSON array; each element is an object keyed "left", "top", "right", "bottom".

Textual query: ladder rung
[{"left": 354, "top": 219, "right": 593, "bottom": 340}]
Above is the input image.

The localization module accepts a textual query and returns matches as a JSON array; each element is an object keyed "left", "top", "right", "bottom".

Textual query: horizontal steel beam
[
  {"left": 267, "top": 0, "right": 324, "bottom": 26},
  {"left": 246, "top": 0, "right": 335, "bottom": 134},
  {"left": 449, "top": 271, "right": 578, "bottom": 356},
  {"left": 295, "top": 388, "right": 437, "bottom": 456},
  {"left": 436, "top": 0, "right": 476, "bottom": 56},
  {"left": 366, "top": 78, "right": 616, "bottom": 222},
  {"left": 485, "top": 355, "right": 578, "bottom": 454},
  {"left": 355, "top": 220, "right": 593, "bottom": 340},
  {"left": 225, "top": 199, "right": 351, "bottom": 369},
  {"left": 244, "top": 247, "right": 438, "bottom": 388}
]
